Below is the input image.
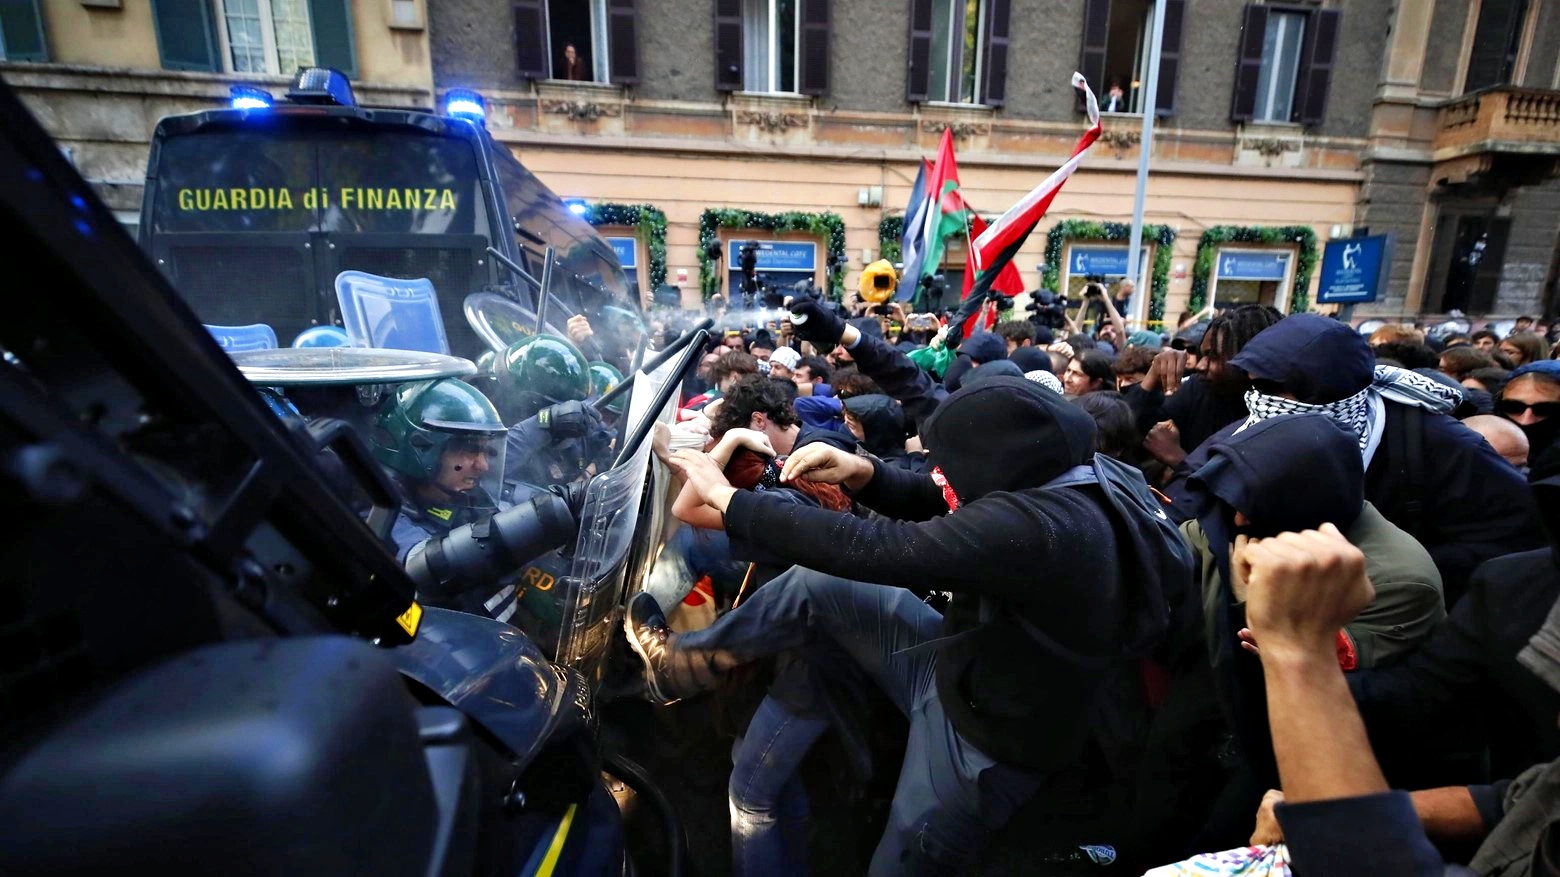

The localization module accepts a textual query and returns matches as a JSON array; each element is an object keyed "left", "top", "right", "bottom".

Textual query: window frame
[
  {"left": 540, "top": 0, "right": 613, "bottom": 83},
  {"left": 212, "top": 0, "right": 315, "bottom": 76},
  {"left": 739, "top": 0, "right": 801, "bottom": 94},
  {"left": 923, "top": 0, "right": 987, "bottom": 106},
  {"left": 1252, "top": 8, "right": 1307, "bottom": 124}
]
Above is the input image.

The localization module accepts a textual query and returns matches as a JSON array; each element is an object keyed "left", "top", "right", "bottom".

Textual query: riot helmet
[
  {"left": 372, "top": 378, "right": 508, "bottom": 505},
  {"left": 492, "top": 333, "right": 591, "bottom": 423},
  {"left": 291, "top": 325, "right": 350, "bottom": 348},
  {"left": 588, "top": 360, "right": 625, "bottom": 416}
]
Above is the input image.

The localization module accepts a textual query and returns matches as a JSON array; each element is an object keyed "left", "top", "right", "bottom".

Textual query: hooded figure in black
[
  {"left": 1174, "top": 414, "right": 1444, "bottom": 847},
  {"left": 1172, "top": 314, "right": 1543, "bottom": 606},
  {"left": 1347, "top": 445, "right": 1560, "bottom": 811},
  {"left": 627, "top": 375, "right": 1192, "bottom": 874},
  {"left": 842, "top": 393, "right": 926, "bottom": 472}
]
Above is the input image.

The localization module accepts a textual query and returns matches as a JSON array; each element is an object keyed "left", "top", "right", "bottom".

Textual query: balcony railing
[{"left": 1434, "top": 86, "right": 1560, "bottom": 159}]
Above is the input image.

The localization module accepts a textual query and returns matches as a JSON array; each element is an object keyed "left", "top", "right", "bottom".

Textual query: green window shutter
[
  {"left": 150, "top": 0, "right": 219, "bottom": 71},
  {"left": 0, "top": 0, "right": 50, "bottom": 61},
  {"left": 308, "top": 0, "right": 357, "bottom": 79}
]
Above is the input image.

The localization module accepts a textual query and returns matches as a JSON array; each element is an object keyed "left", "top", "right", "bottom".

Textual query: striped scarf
[{"left": 1238, "top": 366, "right": 1462, "bottom": 466}]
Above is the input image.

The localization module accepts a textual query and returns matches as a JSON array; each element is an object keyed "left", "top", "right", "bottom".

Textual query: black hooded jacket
[
  {"left": 1171, "top": 315, "right": 1542, "bottom": 603},
  {"left": 720, "top": 376, "right": 1184, "bottom": 769},
  {"left": 1350, "top": 459, "right": 1560, "bottom": 788},
  {"left": 1185, "top": 415, "right": 1369, "bottom": 786}
]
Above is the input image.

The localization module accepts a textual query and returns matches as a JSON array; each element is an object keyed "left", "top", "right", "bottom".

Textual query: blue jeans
[
  {"left": 728, "top": 695, "right": 828, "bottom": 877},
  {"left": 678, "top": 567, "right": 1044, "bottom": 876}
]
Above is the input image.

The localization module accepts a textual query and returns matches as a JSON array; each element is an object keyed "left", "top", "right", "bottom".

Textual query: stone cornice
[{"left": 488, "top": 127, "right": 1364, "bottom": 181}]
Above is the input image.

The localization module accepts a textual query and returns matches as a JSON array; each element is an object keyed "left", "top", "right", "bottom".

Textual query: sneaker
[{"left": 624, "top": 591, "right": 682, "bottom": 705}]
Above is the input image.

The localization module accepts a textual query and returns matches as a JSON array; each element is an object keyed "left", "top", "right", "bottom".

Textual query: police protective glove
[
  {"left": 545, "top": 480, "right": 590, "bottom": 517},
  {"left": 538, "top": 400, "right": 601, "bottom": 439},
  {"left": 787, "top": 295, "right": 848, "bottom": 348}
]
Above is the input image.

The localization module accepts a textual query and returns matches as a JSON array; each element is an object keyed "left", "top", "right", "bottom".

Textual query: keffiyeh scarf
[{"left": 1238, "top": 365, "right": 1462, "bottom": 467}]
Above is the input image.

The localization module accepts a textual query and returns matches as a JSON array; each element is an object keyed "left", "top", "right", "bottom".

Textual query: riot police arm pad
[{"left": 405, "top": 490, "right": 579, "bottom": 593}]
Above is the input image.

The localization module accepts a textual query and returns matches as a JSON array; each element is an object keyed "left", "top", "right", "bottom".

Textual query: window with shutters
[
  {"left": 214, "top": 0, "right": 316, "bottom": 74},
  {"left": 908, "top": 0, "right": 1008, "bottom": 106},
  {"left": 1230, "top": 4, "right": 1339, "bottom": 127},
  {"left": 1078, "top": 0, "right": 1183, "bottom": 115},
  {"left": 515, "top": 0, "right": 638, "bottom": 85}
]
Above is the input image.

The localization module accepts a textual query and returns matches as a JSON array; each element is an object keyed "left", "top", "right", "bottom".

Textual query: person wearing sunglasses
[{"left": 1498, "top": 361, "right": 1560, "bottom": 462}]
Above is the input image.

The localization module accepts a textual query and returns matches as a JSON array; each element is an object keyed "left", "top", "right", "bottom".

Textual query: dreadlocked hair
[{"left": 1203, "top": 305, "right": 1283, "bottom": 362}]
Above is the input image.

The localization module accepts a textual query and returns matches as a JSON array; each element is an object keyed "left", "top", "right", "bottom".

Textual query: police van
[{"left": 138, "top": 67, "right": 640, "bottom": 365}]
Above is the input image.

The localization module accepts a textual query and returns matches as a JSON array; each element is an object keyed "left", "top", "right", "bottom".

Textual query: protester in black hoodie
[
  {"left": 1179, "top": 413, "right": 1444, "bottom": 847},
  {"left": 628, "top": 376, "right": 1190, "bottom": 875},
  {"left": 1126, "top": 305, "right": 1283, "bottom": 467},
  {"left": 1175, "top": 314, "right": 1543, "bottom": 606}
]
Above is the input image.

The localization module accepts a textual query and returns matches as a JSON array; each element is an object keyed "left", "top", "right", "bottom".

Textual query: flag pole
[{"left": 1125, "top": 0, "right": 1168, "bottom": 328}]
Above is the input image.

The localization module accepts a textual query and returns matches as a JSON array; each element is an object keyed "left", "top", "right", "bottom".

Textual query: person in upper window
[{"left": 560, "top": 43, "right": 589, "bottom": 81}]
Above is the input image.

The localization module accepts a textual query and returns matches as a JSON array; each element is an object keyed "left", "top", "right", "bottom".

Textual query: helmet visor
[{"left": 426, "top": 430, "right": 508, "bottom": 507}]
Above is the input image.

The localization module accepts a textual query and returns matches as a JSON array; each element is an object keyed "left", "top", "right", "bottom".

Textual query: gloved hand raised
[
  {"left": 785, "top": 294, "right": 847, "bottom": 347},
  {"left": 538, "top": 399, "right": 601, "bottom": 438}
]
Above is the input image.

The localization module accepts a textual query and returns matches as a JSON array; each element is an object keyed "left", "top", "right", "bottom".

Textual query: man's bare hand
[
  {"left": 780, "top": 443, "right": 874, "bottom": 491},
  {"left": 1142, "top": 349, "right": 1188, "bottom": 394},
  {"left": 1143, "top": 420, "right": 1185, "bottom": 467},
  {"left": 1250, "top": 789, "right": 1286, "bottom": 846},
  {"left": 567, "top": 314, "right": 594, "bottom": 347},
  {"left": 1238, "top": 524, "right": 1374, "bottom": 663},
  {"left": 1046, "top": 341, "right": 1075, "bottom": 361}
]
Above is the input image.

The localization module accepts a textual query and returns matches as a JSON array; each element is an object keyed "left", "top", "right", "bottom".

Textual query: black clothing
[
  {"left": 1350, "top": 548, "right": 1560, "bottom": 783},
  {"left": 721, "top": 377, "right": 1186, "bottom": 771},
  {"left": 1123, "top": 376, "right": 1248, "bottom": 457},
  {"left": 1171, "top": 403, "right": 1541, "bottom": 603}
]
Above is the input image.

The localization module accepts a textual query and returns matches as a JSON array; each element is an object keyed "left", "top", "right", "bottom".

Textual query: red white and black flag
[{"left": 969, "top": 73, "right": 1103, "bottom": 295}]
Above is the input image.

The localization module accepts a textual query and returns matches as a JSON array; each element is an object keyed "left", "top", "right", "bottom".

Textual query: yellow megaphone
[{"left": 858, "top": 259, "right": 898, "bottom": 304}]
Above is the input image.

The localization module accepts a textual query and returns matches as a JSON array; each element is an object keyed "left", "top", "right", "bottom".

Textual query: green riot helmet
[
  {"left": 372, "top": 378, "right": 509, "bottom": 501},
  {"left": 587, "top": 360, "right": 626, "bottom": 416},
  {"left": 495, "top": 333, "right": 591, "bottom": 422}
]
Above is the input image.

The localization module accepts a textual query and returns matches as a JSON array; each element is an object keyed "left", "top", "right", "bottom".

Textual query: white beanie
[
  {"left": 770, "top": 346, "right": 801, "bottom": 370},
  {"left": 1024, "top": 369, "right": 1065, "bottom": 395}
]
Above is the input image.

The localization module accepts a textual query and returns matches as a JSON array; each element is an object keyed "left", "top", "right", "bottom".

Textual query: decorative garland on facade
[
  {"left": 1189, "top": 225, "right": 1319, "bottom": 314},
  {"left": 582, "top": 203, "right": 668, "bottom": 291},
  {"left": 1042, "top": 219, "right": 1178, "bottom": 323},
  {"left": 878, "top": 215, "right": 904, "bottom": 264},
  {"left": 698, "top": 209, "right": 848, "bottom": 299}
]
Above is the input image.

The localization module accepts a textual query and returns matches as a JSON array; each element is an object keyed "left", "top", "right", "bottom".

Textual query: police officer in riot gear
[
  {"left": 492, "top": 334, "right": 615, "bottom": 487},
  {"left": 372, "top": 377, "right": 585, "bottom": 631}
]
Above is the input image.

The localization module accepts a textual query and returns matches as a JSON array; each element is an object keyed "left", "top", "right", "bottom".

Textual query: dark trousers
[{"left": 678, "top": 567, "right": 1044, "bottom": 875}]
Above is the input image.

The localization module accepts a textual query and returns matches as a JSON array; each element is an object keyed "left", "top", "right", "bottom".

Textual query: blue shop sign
[
  {"left": 1317, "top": 234, "right": 1393, "bottom": 304},
  {"left": 1068, "top": 245, "right": 1149, "bottom": 278},
  {"left": 606, "top": 236, "right": 637, "bottom": 269},
  {"left": 1216, "top": 250, "right": 1290, "bottom": 281},
  {"left": 728, "top": 240, "right": 818, "bottom": 272}
]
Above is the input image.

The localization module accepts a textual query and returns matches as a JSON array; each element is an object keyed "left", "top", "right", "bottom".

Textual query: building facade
[
  {"left": 2, "top": 0, "right": 1557, "bottom": 325},
  {"left": 0, "top": 0, "right": 435, "bottom": 230}
]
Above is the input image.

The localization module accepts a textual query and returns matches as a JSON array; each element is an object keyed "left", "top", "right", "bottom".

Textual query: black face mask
[{"left": 1521, "top": 417, "right": 1560, "bottom": 463}]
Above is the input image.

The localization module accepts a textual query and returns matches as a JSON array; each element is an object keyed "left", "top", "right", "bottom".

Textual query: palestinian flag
[
  {"left": 902, "top": 128, "right": 969, "bottom": 302},
  {"left": 969, "top": 73, "right": 1103, "bottom": 297}
]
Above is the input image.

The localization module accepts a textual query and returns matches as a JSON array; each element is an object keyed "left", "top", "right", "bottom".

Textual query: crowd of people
[{"left": 619, "top": 284, "right": 1560, "bottom": 875}]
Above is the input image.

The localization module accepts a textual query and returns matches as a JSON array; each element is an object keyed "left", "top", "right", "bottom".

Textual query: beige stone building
[{"left": 3, "top": 0, "right": 1558, "bottom": 327}]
